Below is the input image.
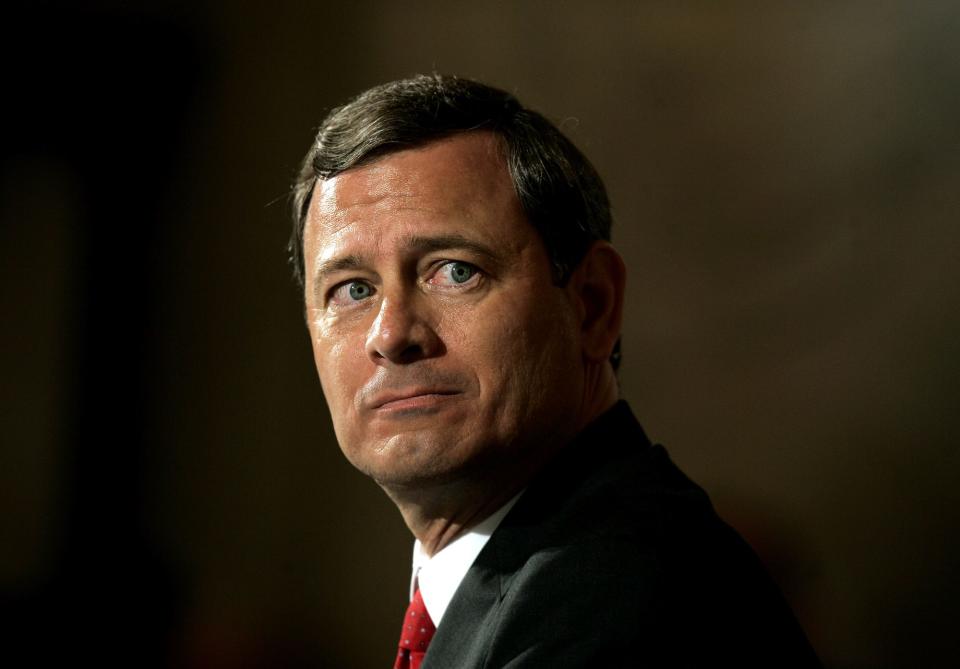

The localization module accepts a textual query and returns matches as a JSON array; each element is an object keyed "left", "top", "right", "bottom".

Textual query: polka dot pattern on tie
[{"left": 393, "top": 588, "right": 436, "bottom": 669}]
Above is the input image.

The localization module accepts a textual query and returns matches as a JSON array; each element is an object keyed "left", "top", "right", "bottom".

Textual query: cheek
[
  {"left": 513, "top": 292, "right": 581, "bottom": 385},
  {"left": 310, "top": 324, "right": 365, "bottom": 412},
  {"left": 441, "top": 288, "right": 576, "bottom": 393}
]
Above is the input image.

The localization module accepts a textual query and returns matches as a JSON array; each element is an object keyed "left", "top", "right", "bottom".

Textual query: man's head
[{"left": 292, "top": 75, "right": 625, "bottom": 499}]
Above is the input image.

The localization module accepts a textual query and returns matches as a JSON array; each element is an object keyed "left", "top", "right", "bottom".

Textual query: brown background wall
[{"left": 2, "top": 1, "right": 958, "bottom": 667}]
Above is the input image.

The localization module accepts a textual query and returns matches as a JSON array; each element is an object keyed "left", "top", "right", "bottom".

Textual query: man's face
[{"left": 302, "top": 132, "right": 585, "bottom": 489}]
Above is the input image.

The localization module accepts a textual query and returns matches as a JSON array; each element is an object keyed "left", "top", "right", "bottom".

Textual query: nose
[{"left": 365, "top": 293, "right": 443, "bottom": 365}]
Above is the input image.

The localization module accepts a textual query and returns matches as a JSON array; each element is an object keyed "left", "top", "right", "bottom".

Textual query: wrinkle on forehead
[
  {"left": 303, "top": 132, "right": 525, "bottom": 282},
  {"left": 314, "top": 162, "right": 413, "bottom": 218}
]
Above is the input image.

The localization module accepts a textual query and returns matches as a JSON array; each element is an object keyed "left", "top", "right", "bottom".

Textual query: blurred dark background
[{"left": 2, "top": 1, "right": 958, "bottom": 667}]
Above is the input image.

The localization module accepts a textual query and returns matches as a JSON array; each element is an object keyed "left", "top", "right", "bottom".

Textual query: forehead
[{"left": 303, "top": 132, "right": 530, "bottom": 256}]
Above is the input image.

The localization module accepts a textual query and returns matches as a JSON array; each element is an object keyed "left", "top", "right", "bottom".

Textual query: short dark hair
[{"left": 289, "top": 73, "right": 620, "bottom": 368}]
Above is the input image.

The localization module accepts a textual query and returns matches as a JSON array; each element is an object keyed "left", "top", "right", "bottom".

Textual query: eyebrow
[
  {"left": 311, "top": 233, "right": 501, "bottom": 290},
  {"left": 405, "top": 234, "right": 500, "bottom": 263}
]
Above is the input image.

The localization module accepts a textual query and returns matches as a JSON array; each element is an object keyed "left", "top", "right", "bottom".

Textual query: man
[{"left": 290, "top": 74, "right": 820, "bottom": 667}]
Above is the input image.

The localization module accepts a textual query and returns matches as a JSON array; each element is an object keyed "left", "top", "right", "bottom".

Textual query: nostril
[
  {"left": 394, "top": 342, "right": 427, "bottom": 365},
  {"left": 366, "top": 322, "right": 445, "bottom": 366}
]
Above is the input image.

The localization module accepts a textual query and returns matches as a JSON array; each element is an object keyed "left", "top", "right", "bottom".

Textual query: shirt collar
[{"left": 409, "top": 491, "right": 523, "bottom": 626}]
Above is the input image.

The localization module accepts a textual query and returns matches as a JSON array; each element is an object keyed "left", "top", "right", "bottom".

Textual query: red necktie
[{"left": 393, "top": 588, "right": 436, "bottom": 669}]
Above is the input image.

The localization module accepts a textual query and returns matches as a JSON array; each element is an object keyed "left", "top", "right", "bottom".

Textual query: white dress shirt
[{"left": 409, "top": 492, "right": 523, "bottom": 626}]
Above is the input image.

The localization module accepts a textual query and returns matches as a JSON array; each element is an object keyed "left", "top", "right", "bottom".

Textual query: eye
[
  {"left": 449, "top": 263, "right": 475, "bottom": 283},
  {"left": 329, "top": 280, "right": 375, "bottom": 306},
  {"left": 431, "top": 261, "right": 481, "bottom": 288}
]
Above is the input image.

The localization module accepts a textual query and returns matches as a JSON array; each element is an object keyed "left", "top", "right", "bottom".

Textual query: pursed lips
[{"left": 367, "top": 388, "right": 462, "bottom": 412}]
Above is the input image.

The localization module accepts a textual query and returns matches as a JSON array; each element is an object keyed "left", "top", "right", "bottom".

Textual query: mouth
[{"left": 369, "top": 389, "right": 462, "bottom": 414}]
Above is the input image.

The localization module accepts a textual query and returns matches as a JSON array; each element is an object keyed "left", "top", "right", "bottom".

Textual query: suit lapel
[{"left": 421, "top": 545, "right": 503, "bottom": 669}]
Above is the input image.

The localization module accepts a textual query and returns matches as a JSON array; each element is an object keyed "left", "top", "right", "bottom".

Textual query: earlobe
[{"left": 569, "top": 241, "right": 626, "bottom": 363}]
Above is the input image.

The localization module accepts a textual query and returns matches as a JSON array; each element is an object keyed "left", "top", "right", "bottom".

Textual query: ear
[{"left": 566, "top": 241, "right": 626, "bottom": 364}]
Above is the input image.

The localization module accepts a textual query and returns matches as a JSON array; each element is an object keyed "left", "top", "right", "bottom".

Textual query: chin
[{"left": 351, "top": 432, "right": 483, "bottom": 488}]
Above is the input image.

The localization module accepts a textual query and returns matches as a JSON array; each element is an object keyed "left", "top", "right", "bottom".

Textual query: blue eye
[
  {"left": 348, "top": 282, "right": 372, "bottom": 300},
  {"left": 430, "top": 261, "right": 481, "bottom": 289},
  {"left": 329, "top": 280, "right": 375, "bottom": 306},
  {"left": 449, "top": 262, "right": 475, "bottom": 284}
]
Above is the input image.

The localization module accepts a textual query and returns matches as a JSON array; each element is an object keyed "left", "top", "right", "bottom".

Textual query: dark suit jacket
[{"left": 422, "top": 401, "right": 820, "bottom": 668}]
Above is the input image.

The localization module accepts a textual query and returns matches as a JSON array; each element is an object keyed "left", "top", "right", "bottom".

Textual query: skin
[{"left": 302, "top": 132, "right": 626, "bottom": 555}]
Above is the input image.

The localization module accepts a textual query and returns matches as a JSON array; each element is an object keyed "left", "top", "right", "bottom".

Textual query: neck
[
  {"left": 382, "top": 444, "right": 544, "bottom": 556},
  {"left": 385, "top": 362, "right": 620, "bottom": 557},
  {"left": 385, "top": 479, "right": 523, "bottom": 557}
]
